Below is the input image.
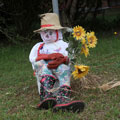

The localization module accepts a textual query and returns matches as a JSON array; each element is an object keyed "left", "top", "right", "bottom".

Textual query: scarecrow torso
[
  {"left": 29, "top": 40, "right": 68, "bottom": 66},
  {"left": 40, "top": 40, "right": 68, "bottom": 55}
]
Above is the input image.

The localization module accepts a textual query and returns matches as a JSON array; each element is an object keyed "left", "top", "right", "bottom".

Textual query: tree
[
  {"left": 0, "top": 0, "right": 52, "bottom": 43},
  {"left": 0, "top": 0, "right": 103, "bottom": 44},
  {"left": 59, "top": 0, "right": 102, "bottom": 26}
]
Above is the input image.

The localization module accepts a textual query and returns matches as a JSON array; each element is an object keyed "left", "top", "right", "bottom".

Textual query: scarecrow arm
[
  {"left": 47, "top": 56, "right": 69, "bottom": 69},
  {"left": 36, "top": 53, "right": 69, "bottom": 63},
  {"left": 36, "top": 54, "right": 50, "bottom": 61}
]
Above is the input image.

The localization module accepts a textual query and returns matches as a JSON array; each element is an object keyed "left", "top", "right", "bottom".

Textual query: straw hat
[{"left": 33, "top": 13, "right": 70, "bottom": 33}]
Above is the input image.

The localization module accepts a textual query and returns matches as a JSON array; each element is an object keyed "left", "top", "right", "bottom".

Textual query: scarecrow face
[{"left": 40, "top": 30, "right": 58, "bottom": 43}]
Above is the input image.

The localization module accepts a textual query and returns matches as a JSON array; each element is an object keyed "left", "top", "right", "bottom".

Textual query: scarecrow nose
[{"left": 46, "top": 34, "right": 49, "bottom": 38}]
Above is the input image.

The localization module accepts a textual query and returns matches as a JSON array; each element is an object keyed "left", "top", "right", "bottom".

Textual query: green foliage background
[
  {"left": 0, "top": 0, "right": 120, "bottom": 44},
  {"left": 0, "top": 0, "right": 52, "bottom": 44}
]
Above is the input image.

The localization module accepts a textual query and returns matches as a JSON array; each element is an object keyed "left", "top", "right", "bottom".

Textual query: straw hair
[{"left": 33, "top": 13, "right": 68, "bottom": 33}]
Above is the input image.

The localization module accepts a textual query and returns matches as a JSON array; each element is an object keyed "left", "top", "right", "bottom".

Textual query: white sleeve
[
  {"left": 29, "top": 43, "right": 42, "bottom": 63},
  {"left": 60, "top": 41, "right": 69, "bottom": 56},
  {"left": 64, "top": 42, "right": 68, "bottom": 49}
]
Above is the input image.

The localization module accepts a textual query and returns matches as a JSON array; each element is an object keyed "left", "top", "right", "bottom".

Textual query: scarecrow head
[{"left": 34, "top": 13, "right": 70, "bottom": 43}]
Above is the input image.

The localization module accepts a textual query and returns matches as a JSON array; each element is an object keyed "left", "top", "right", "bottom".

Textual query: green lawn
[{"left": 0, "top": 33, "right": 120, "bottom": 120}]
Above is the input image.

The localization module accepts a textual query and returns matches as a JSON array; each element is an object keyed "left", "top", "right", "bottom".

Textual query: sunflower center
[
  {"left": 75, "top": 30, "right": 81, "bottom": 36},
  {"left": 89, "top": 37, "right": 93, "bottom": 43},
  {"left": 78, "top": 69, "right": 83, "bottom": 74}
]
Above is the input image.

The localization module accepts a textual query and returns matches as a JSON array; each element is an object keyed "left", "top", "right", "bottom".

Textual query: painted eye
[{"left": 49, "top": 31, "right": 53, "bottom": 35}]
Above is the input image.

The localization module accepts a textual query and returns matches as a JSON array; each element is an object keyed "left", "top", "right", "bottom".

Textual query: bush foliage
[
  {"left": 0, "top": 0, "right": 52, "bottom": 44},
  {"left": 0, "top": 0, "right": 120, "bottom": 44}
]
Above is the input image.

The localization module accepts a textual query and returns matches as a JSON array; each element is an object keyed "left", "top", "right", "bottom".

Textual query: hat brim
[{"left": 33, "top": 26, "right": 69, "bottom": 33}]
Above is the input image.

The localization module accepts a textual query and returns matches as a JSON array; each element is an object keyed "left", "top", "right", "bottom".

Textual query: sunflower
[
  {"left": 72, "top": 65, "right": 89, "bottom": 79},
  {"left": 81, "top": 44, "right": 89, "bottom": 57},
  {"left": 87, "top": 32, "right": 97, "bottom": 48},
  {"left": 72, "top": 26, "right": 86, "bottom": 40},
  {"left": 81, "top": 38, "right": 86, "bottom": 44},
  {"left": 114, "top": 32, "right": 117, "bottom": 35}
]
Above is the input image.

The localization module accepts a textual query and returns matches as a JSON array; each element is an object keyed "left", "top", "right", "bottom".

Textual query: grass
[{"left": 0, "top": 33, "right": 120, "bottom": 120}]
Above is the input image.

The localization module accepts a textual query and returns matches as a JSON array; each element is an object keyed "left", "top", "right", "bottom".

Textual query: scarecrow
[{"left": 29, "top": 13, "right": 85, "bottom": 113}]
